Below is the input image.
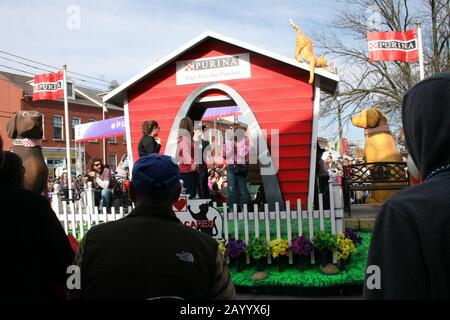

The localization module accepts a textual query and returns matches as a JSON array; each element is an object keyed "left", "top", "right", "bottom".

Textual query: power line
[
  {"left": 0, "top": 49, "right": 111, "bottom": 84},
  {"left": 0, "top": 64, "right": 35, "bottom": 76},
  {"left": 0, "top": 56, "right": 109, "bottom": 89}
]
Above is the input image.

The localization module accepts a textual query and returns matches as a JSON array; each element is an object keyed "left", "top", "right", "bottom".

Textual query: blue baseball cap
[{"left": 132, "top": 154, "right": 180, "bottom": 197}]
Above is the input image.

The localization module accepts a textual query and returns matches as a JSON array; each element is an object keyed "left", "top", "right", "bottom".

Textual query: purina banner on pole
[
  {"left": 367, "top": 29, "right": 418, "bottom": 62},
  {"left": 75, "top": 116, "right": 125, "bottom": 142},
  {"left": 32, "top": 71, "right": 64, "bottom": 101}
]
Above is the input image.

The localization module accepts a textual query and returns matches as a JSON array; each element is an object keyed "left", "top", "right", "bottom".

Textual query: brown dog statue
[
  {"left": 7, "top": 111, "right": 48, "bottom": 196},
  {"left": 351, "top": 108, "right": 402, "bottom": 204}
]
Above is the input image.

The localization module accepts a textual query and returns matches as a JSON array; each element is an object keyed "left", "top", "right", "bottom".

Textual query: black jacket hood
[{"left": 402, "top": 72, "right": 450, "bottom": 180}]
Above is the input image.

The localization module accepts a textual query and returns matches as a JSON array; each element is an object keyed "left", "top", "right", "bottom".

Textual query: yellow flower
[
  {"left": 270, "top": 239, "right": 289, "bottom": 258},
  {"left": 217, "top": 239, "right": 226, "bottom": 256}
]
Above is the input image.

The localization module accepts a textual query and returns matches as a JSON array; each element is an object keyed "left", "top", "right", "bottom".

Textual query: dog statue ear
[
  {"left": 6, "top": 113, "right": 18, "bottom": 139},
  {"left": 374, "top": 108, "right": 388, "bottom": 125},
  {"left": 366, "top": 109, "right": 381, "bottom": 128}
]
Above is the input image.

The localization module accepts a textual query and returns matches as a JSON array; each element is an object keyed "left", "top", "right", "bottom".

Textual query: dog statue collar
[
  {"left": 365, "top": 125, "right": 391, "bottom": 136},
  {"left": 12, "top": 138, "right": 42, "bottom": 148}
]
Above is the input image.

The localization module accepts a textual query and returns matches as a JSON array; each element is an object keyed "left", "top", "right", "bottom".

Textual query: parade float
[
  {"left": 97, "top": 21, "right": 372, "bottom": 295},
  {"left": 46, "top": 21, "right": 370, "bottom": 295}
]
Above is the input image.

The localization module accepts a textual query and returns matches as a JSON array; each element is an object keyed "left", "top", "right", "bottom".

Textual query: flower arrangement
[
  {"left": 216, "top": 239, "right": 226, "bottom": 256},
  {"left": 291, "top": 235, "right": 313, "bottom": 257},
  {"left": 336, "top": 233, "right": 356, "bottom": 261},
  {"left": 312, "top": 231, "right": 337, "bottom": 252},
  {"left": 245, "top": 237, "right": 269, "bottom": 260},
  {"left": 269, "top": 239, "right": 290, "bottom": 258},
  {"left": 344, "top": 228, "right": 362, "bottom": 245},
  {"left": 226, "top": 239, "right": 246, "bottom": 258}
]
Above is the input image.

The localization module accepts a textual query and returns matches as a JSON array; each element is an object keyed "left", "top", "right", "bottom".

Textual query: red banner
[
  {"left": 32, "top": 71, "right": 64, "bottom": 101},
  {"left": 367, "top": 29, "right": 418, "bottom": 62}
]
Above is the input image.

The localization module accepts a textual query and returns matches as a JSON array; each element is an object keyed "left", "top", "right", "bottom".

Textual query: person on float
[
  {"left": 177, "top": 117, "right": 198, "bottom": 199},
  {"left": 138, "top": 120, "right": 161, "bottom": 157}
]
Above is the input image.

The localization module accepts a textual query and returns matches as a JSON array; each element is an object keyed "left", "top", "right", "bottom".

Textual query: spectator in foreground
[
  {"left": 0, "top": 136, "right": 74, "bottom": 300},
  {"left": 70, "top": 154, "right": 235, "bottom": 300},
  {"left": 364, "top": 73, "right": 450, "bottom": 299}
]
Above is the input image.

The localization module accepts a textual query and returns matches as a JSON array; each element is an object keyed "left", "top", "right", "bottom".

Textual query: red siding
[{"left": 128, "top": 38, "right": 314, "bottom": 205}]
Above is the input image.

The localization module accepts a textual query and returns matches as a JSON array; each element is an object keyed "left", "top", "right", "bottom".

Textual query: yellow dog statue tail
[
  {"left": 289, "top": 18, "right": 328, "bottom": 84},
  {"left": 351, "top": 108, "right": 403, "bottom": 204}
]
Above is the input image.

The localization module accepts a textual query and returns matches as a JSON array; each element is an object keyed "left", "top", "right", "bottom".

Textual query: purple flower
[
  {"left": 291, "top": 235, "right": 312, "bottom": 256},
  {"left": 345, "top": 228, "right": 362, "bottom": 245},
  {"left": 226, "top": 240, "right": 246, "bottom": 258}
]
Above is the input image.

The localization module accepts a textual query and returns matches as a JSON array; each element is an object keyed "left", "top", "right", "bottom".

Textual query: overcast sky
[{"left": 0, "top": 0, "right": 376, "bottom": 144}]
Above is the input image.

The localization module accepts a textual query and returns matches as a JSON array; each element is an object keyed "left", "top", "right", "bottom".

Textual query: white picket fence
[{"left": 52, "top": 176, "right": 344, "bottom": 266}]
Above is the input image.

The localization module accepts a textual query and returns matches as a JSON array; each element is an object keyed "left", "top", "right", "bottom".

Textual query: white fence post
[
  {"left": 286, "top": 201, "right": 293, "bottom": 264},
  {"left": 233, "top": 204, "right": 239, "bottom": 241},
  {"left": 223, "top": 204, "right": 229, "bottom": 264},
  {"left": 264, "top": 203, "right": 271, "bottom": 264},
  {"left": 253, "top": 204, "right": 259, "bottom": 238},
  {"left": 329, "top": 173, "right": 344, "bottom": 234},
  {"left": 297, "top": 199, "right": 303, "bottom": 237},
  {"left": 86, "top": 182, "right": 95, "bottom": 217},
  {"left": 243, "top": 205, "right": 250, "bottom": 264},
  {"left": 51, "top": 184, "right": 62, "bottom": 216}
]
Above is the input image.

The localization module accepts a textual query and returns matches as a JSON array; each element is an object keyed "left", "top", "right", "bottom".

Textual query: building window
[
  {"left": 67, "top": 82, "right": 75, "bottom": 99},
  {"left": 72, "top": 117, "right": 81, "bottom": 141},
  {"left": 109, "top": 153, "right": 117, "bottom": 171},
  {"left": 53, "top": 115, "right": 63, "bottom": 140},
  {"left": 88, "top": 119, "right": 98, "bottom": 143},
  {"left": 107, "top": 136, "right": 117, "bottom": 143},
  {"left": 122, "top": 135, "right": 127, "bottom": 145}
]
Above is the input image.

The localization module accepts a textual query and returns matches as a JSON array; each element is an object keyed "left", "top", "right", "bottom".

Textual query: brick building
[{"left": 0, "top": 71, "right": 126, "bottom": 177}]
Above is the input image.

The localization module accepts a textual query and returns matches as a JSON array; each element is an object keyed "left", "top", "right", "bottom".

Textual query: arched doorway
[{"left": 165, "top": 83, "right": 283, "bottom": 208}]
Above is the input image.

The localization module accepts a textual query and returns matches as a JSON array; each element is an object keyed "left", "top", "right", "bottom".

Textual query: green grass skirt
[{"left": 229, "top": 232, "right": 371, "bottom": 288}]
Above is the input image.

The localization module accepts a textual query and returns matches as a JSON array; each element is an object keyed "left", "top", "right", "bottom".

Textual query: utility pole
[{"left": 337, "top": 96, "right": 343, "bottom": 152}]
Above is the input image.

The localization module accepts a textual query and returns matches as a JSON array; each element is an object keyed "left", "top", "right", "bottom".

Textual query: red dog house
[{"left": 104, "top": 31, "right": 339, "bottom": 210}]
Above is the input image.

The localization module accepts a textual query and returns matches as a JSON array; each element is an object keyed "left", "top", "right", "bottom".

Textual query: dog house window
[
  {"left": 72, "top": 117, "right": 81, "bottom": 141},
  {"left": 53, "top": 115, "right": 63, "bottom": 140}
]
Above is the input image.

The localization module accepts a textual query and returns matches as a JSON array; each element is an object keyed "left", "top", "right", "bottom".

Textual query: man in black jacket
[
  {"left": 364, "top": 73, "right": 450, "bottom": 299},
  {"left": 70, "top": 154, "right": 235, "bottom": 300},
  {"left": 0, "top": 137, "right": 74, "bottom": 299}
]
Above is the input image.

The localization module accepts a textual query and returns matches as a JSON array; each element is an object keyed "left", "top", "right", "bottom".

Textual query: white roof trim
[{"left": 103, "top": 31, "right": 339, "bottom": 104}]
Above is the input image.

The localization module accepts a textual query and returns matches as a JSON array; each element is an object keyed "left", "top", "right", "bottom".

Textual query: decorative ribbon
[
  {"left": 365, "top": 125, "right": 391, "bottom": 136},
  {"left": 12, "top": 138, "right": 42, "bottom": 148}
]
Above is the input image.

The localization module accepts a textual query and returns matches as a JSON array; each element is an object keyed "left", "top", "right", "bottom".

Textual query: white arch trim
[{"left": 165, "top": 83, "right": 284, "bottom": 207}]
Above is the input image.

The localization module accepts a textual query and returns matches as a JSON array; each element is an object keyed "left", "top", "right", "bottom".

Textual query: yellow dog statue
[{"left": 351, "top": 108, "right": 402, "bottom": 204}]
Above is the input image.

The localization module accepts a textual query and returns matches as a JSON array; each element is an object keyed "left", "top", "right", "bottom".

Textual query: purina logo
[
  {"left": 369, "top": 39, "right": 417, "bottom": 51},
  {"left": 184, "top": 55, "right": 240, "bottom": 72}
]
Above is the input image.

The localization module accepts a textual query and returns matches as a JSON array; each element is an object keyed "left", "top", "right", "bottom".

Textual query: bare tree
[{"left": 316, "top": 0, "right": 449, "bottom": 140}]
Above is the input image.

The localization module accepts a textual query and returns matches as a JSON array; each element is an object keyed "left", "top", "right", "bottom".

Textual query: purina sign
[{"left": 176, "top": 53, "right": 251, "bottom": 85}]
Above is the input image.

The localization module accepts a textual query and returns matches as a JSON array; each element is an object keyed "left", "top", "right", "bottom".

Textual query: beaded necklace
[{"left": 425, "top": 164, "right": 450, "bottom": 181}]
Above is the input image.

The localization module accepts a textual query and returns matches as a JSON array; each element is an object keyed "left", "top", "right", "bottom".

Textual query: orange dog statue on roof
[{"left": 289, "top": 18, "right": 328, "bottom": 84}]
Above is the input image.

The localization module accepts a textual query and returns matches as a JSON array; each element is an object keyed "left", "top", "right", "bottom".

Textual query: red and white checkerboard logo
[
  {"left": 368, "top": 41, "right": 379, "bottom": 51},
  {"left": 184, "top": 63, "right": 193, "bottom": 72}
]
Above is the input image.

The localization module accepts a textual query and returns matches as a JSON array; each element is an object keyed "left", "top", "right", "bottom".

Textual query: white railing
[{"left": 51, "top": 174, "right": 344, "bottom": 266}]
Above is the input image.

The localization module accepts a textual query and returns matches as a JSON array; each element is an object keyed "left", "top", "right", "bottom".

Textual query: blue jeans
[
  {"left": 101, "top": 188, "right": 112, "bottom": 210},
  {"left": 227, "top": 165, "right": 249, "bottom": 207}
]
